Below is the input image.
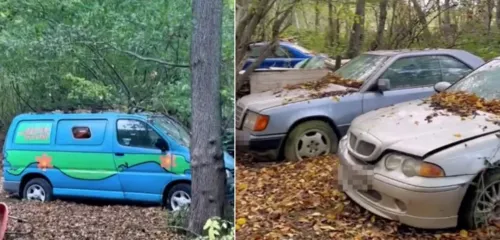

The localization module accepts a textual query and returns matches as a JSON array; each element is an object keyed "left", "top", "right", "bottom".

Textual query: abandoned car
[
  {"left": 236, "top": 49, "right": 484, "bottom": 161},
  {"left": 338, "top": 57, "right": 500, "bottom": 229}
]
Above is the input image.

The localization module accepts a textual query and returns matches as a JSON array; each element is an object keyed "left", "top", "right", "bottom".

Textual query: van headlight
[
  {"left": 383, "top": 153, "right": 445, "bottom": 178},
  {"left": 243, "top": 111, "right": 269, "bottom": 131}
]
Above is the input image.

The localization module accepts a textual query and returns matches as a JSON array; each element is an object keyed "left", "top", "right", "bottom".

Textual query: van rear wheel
[
  {"left": 165, "top": 183, "right": 191, "bottom": 211},
  {"left": 23, "top": 178, "right": 53, "bottom": 202},
  {"left": 284, "top": 120, "right": 338, "bottom": 161}
]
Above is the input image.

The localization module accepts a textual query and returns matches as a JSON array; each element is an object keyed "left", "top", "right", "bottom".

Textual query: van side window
[
  {"left": 72, "top": 127, "right": 91, "bottom": 139},
  {"left": 116, "top": 119, "right": 163, "bottom": 149}
]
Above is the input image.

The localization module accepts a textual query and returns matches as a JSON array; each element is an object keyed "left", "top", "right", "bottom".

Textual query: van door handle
[{"left": 115, "top": 153, "right": 124, "bottom": 156}]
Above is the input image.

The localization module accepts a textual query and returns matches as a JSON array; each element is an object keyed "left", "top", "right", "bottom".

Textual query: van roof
[{"left": 14, "top": 111, "right": 177, "bottom": 122}]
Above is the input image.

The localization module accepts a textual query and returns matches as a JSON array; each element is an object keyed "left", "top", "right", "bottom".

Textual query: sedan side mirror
[
  {"left": 434, "top": 81, "right": 451, "bottom": 93},
  {"left": 155, "top": 138, "right": 169, "bottom": 152},
  {"left": 377, "top": 78, "right": 391, "bottom": 92}
]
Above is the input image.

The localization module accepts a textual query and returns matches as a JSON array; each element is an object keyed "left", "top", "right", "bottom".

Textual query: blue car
[
  {"left": 3, "top": 111, "right": 234, "bottom": 210},
  {"left": 243, "top": 41, "right": 314, "bottom": 69}
]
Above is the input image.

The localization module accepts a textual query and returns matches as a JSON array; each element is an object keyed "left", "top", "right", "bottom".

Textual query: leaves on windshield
[{"left": 283, "top": 72, "right": 363, "bottom": 91}]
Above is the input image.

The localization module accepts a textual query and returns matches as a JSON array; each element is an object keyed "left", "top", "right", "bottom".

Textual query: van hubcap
[
  {"left": 26, "top": 184, "right": 46, "bottom": 202},
  {"left": 171, "top": 191, "right": 191, "bottom": 211},
  {"left": 474, "top": 180, "right": 500, "bottom": 226},
  {"left": 296, "top": 130, "right": 330, "bottom": 159}
]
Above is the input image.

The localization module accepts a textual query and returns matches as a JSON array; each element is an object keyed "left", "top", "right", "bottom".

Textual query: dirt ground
[{"left": 235, "top": 153, "right": 500, "bottom": 240}]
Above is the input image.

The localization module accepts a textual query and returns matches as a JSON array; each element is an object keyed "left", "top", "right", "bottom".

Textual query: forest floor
[
  {"left": 235, "top": 153, "right": 500, "bottom": 240},
  {"left": 0, "top": 174, "right": 183, "bottom": 239}
]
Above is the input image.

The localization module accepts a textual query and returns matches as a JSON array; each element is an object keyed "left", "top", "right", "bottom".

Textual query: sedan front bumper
[
  {"left": 236, "top": 129, "right": 285, "bottom": 161},
  {"left": 337, "top": 137, "right": 472, "bottom": 229}
]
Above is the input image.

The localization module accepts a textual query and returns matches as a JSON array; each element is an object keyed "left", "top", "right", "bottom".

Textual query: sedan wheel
[
  {"left": 284, "top": 120, "right": 338, "bottom": 161},
  {"left": 473, "top": 179, "right": 500, "bottom": 227}
]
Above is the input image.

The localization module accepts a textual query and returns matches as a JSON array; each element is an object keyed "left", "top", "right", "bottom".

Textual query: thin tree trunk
[
  {"left": 371, "top": 0, "right": 388, "bottom": 50},
  {"left": 347, "top": 0, "right": 365, "bottom": 58},
  {"left": 326, "top": 0, "right": 334, "bottom": 48},
  {"left": 497, "top": 0, "right": 500, "bottom": 30},
  {"left": 486, "top": 0, "right": 493, "bottom": 34},
  {"left": 315, "top": 0, "right": 320, "bottom": 31},
  {"left": 410, "top": 0, "right": 431, "bottom": 38},
  {"left": 188, "top": 0, "right": 225, "bottom": 235},
  {"left": 388, "top": 0, "right": 398, "bottom": 47}
]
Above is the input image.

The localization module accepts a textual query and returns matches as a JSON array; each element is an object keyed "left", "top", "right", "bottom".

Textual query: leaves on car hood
[{"left": 425, "top": 91, "right": 500, "bottom": 121}]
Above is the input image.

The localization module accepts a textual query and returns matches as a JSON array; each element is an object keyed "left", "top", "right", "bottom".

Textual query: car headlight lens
[
  {"left": 401, "top": 156, "right": 445, "bottom": 178},
  {"left": 383, "top": 153, "right": 445, "bottom": 178},
  {"left": 243, "top": 111, "right": 269, "bottom": 131},
  {"left": 383, "top": 154, "right": 405, "bottom": 171}
]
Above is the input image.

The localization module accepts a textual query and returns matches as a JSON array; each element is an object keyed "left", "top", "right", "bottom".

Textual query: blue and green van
[{"left": 2, "top": 112, "right": 234, "bottom": 210}]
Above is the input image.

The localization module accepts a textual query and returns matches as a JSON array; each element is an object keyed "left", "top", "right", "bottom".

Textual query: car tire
[
  {"left": 23, "top": 178, "right": 53, "bottom": 202},
  {"left": 284, "top": 120, "right": 338, "bottom": 161},
  {"left": 165, "top": 183, "right": 192, "bottom": 211},
  {"left": 459, "top": 168, "right": 500, "bottom": 229}
]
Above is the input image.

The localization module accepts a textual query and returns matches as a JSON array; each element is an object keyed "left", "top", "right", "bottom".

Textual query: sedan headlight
[
  {"left": 383, "top": 153, "right": 445, "bottom": 178},
  {"left": 243, "top": 111, "right": 269, "bottom": 131}
]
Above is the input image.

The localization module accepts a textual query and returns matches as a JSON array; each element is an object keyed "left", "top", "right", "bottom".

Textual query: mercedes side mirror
[
  {"left": 434, "top": 81, "right": 451, "bottom": 93},
  {"left": 377, "top": 78, "right": 391, "bottom": 92}
]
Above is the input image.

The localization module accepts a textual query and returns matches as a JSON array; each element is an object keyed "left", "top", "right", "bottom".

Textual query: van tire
[
  {"left": 23, "top": 178, "right": 53, "bottom": 202},
  {"left": 165, "top": 183, "right": 191, "bottom": 211},
  {"left": 459, "top": 168, "right": 500, "bottom": 229},
  {"left": 284, "top": 120, "right": 338, "bottom": 161}
]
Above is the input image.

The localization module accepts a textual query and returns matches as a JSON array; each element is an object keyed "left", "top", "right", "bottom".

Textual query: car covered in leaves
[
  {"left": 338, "top": 57, "right": 500, "bottom": 229},
  {"left": 236, "top": 49, "right": 484, "bottom": 161}
]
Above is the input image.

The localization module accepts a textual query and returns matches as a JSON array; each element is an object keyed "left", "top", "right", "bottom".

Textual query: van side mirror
[
  {"left": 155, "top": 138, "right": 168, "bottom": 152},
  {"left": 377, "top": 78, "right": 391, "bottom": 92},
  {"left": 434, "top": 81, "right": 451, "bottom": 93}
]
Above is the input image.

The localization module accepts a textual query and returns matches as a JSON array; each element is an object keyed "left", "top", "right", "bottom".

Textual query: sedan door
[{"left": 362, "top": 55, "right": 441, "bottom": 113}]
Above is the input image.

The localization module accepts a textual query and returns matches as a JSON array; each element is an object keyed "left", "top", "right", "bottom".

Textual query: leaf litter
[
  {"left": 0, "top": 185, "right": 182, "bottom": 239},
  {"left": 235, "top": 153, "right": 500, "bottom": 239},
  {"left": 424, "top": 91, "right": 500, "bottom": 124},
  {"left": 276, "top": 73, "right": 361, "bottom": 105}
]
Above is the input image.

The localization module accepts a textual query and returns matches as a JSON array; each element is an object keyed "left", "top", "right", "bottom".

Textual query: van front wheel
[
  {"left": 23, "top": 178, "right": 53, "bottom": 202},
  {"left": 165, "top": 183, "right": 191, "bottom": 211}
]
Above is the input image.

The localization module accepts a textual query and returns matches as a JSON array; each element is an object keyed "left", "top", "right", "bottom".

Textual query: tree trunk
[
  {"left": 410, "top": 0, "right": 431, "bottom": 39},
  {"left": 486, "top": 0, "right": 493, "bottom": 34},
  {"left": 371, "top": 0, "right": 388, "bottom": 50},
  {"left": 346, "top": 0, "right": 365, "bottom": 58},
  {"left": 326, "top": 0, "right": 334, "bottom": 48},
  {"left": 188, "top": 0, "right": 225, "bottom": 235},
  {"left": 315, "top": 0, "right": 320, "bottom": 31},
  {"left": 388, "top": 0, "right": 398, "bottom": 47}
]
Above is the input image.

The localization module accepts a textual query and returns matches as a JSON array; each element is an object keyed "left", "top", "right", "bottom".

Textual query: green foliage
[
  {"left": 196, "top": 217, "right": 234, "bottom": 240},
  {"left": 166, "top": 205, "right": 190, "bottom": 233},
  {"left": 0, "top": 0, "right": 234, "bottom": 137}
]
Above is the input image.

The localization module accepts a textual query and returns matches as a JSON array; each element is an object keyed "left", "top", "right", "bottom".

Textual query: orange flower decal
[
  {"left": 160, "top": 154, "right": 177, "bottom": 170},
  {"left": 36, "top": 153, "right": 53, "bottom": 171}
]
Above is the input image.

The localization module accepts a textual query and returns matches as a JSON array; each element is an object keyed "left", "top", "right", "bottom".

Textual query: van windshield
[
  {"left": 448, "top": 60, "right": 500, "bottom": 100},
  {"left": 151, "top": 116, "right": 190, "bottom": 147}
]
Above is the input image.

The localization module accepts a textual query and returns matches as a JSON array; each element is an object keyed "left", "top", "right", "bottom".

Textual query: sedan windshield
[
  {"left": 151, "top": 116, "right": 190, "bottom": 147},
  {"left": 448, "top": 60, "right": 500, "bottom": 100},
  {"left": 334, "top": 54, "right": 389, "bottom": 82}
]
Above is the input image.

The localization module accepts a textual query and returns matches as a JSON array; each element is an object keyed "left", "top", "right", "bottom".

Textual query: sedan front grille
[
  {"left": 356, "top": 140, "right": 376, "bottom": 156},
  {"left": 348, "top": 132, "right": 376, "bottom": 157}
]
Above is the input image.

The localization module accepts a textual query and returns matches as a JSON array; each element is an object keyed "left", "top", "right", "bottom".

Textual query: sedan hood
[
  {"left": 351, "top": 100, "right": 500, "bottom": 157},
  {"left": 238, "top": 84, "right": 353, "bottom": 112}
]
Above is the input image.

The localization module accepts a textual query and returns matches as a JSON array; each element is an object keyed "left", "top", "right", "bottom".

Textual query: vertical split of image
[
  {"left": 0, "top": 0, "right": 234, "bottom": 239},
  {"left": 235, "top": 0, "right": 500, "bottom": 239}
]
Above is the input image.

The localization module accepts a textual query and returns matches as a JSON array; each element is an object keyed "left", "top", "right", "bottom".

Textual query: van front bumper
[
  {"left": 236, "top": 129, "right": 285, "bottom": 161},
  {"left": 337, "top": 137, "right": 470, "bottom": 229},
  {"left": 3, "top": 181, "right": 20, "bottom": 195}
]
